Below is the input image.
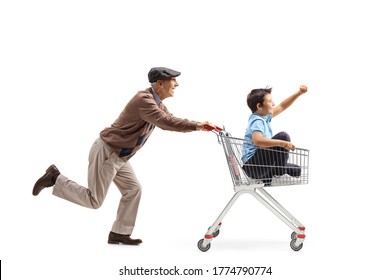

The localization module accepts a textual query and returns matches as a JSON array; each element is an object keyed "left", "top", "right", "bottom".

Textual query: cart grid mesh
[{"left": 217, "top": 133, "right": 309, "bottom": 187}]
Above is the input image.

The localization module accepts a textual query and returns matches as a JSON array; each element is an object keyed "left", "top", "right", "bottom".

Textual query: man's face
[{"left": 158, "top": 78, "right": 179, "bottom": 100}]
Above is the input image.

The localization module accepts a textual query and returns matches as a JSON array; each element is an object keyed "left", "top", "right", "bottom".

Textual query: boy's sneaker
[{"left": 285, "top": 163, "right": 301, "bottom": 177}]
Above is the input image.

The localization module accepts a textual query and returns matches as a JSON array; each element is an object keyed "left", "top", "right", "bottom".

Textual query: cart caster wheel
[
  {"left": 291, "top": 232, "right": 297, "bottom": 240},
  {"left": 197, "top": 239, "right": 211, "bottom": 252},
  {"left": 290, "top": 239, "right": 303, "bottom": 251},
  {"left": 208, "top": 227, "right": 220, "bottom": 238}
]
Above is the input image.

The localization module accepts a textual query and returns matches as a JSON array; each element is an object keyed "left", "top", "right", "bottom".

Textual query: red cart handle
[{"left": 204, "top": 124, "right": 223, "bottom": 132}]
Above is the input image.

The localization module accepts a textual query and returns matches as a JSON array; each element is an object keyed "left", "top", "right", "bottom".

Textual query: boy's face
[{"left": 256, "top": 93, "right": 275, "bottom": 115}]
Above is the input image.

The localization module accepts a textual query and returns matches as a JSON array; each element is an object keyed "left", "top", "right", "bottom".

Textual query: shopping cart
[{"left": 197, "top": 125, "right": 309, "bottom": 252}]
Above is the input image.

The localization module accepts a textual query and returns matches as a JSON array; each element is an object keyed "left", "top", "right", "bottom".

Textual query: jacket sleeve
[{"left": 138, "top": 93, "right": 197, "bottom": 132}]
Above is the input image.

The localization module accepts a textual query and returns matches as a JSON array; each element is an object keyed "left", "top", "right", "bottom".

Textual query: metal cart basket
[{"left": 197, "top": 125, "right": 309, "bottom": 252}]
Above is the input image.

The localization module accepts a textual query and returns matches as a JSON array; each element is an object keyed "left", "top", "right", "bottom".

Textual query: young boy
[{"left": 242, "top": 85, "right": 308, "bottom": 185}]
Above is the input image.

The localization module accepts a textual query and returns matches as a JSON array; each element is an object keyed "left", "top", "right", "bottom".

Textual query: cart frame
[{"left": 197, "top": 126, "right": 309, "bottom": 252}]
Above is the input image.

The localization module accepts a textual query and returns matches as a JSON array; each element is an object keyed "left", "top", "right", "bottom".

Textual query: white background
[{"left": 1, "top": 0, "right": 389, "bottom": 279}]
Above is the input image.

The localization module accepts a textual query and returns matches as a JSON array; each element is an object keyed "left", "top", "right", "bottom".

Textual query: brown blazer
[{"left": 100, "top": 87, "right": 197, "bottom": 159}]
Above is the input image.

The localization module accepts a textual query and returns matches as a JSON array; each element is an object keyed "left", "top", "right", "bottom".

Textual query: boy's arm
[
  {"left": 252, "top": 132, "right": 296, "bottom": 150},
  {"left": 272, "top": 85, "right": 308, "bottom": 117}
]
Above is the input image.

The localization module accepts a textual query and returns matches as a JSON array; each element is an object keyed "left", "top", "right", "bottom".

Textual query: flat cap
[{"left": 148, "top": 67, "right": 181, "bottom": 83}]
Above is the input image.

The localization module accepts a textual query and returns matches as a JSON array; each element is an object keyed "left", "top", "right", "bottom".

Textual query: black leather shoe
[
  {"left": 32, "top": 164, "right": 60, "bottom": 196},
  {"left": 108, "top": 231, "right": 142, "bottom": 245}
]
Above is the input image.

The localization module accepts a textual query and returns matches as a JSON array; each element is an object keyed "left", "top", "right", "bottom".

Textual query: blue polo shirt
[{"left": 242, "top": 114, "right": 273, "bottom": 163}]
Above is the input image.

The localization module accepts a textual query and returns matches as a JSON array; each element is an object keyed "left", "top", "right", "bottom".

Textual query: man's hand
[{"left": 196, "top": 121, "right": 213, "bottom": 131}]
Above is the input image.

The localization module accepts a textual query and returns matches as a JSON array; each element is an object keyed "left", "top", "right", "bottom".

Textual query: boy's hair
[{"left": 247, "top": 87, "right": 272, "bottom": 113}]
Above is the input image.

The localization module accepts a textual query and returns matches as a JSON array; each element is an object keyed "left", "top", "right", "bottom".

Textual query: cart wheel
[
  {"left": 290, "top": 239, "right": 303, "bottom": 251},
  {"left": 197, "top": 239, "right": 211, "bottom": 252},
  {"left": 291, "top": 232, "right": 297, "bottom": 240},
  {"left": 208, "top": 226, "right": 220, "bottom": 238}
]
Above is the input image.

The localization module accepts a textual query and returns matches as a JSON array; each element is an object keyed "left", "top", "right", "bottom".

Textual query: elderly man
[{"left": 32, "top": 67, "right": 211, "bottom": 245}]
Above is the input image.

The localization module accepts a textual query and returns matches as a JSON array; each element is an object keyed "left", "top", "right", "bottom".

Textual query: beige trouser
[{"left": 52, "top": 138, "right": 142, "bottom": 235}]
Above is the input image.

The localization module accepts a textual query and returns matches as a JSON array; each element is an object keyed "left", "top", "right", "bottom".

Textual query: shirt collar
[
  {"left": 253, "top": 113, "right": 271, "bottom": 120},
  {"left": 150, "top": 87, "right": 162, "bottom": 105}
]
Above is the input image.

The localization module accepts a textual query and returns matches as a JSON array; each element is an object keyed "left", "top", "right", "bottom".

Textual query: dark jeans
[{"left": 243, "top": 132, "right": 292, "bottom": 183}]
